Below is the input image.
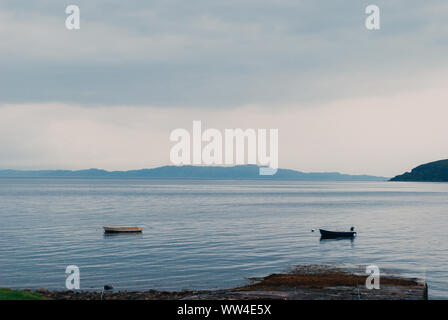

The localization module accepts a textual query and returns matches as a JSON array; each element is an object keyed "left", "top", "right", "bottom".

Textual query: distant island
[
  {"left": 0, "top": 165, "right": 387, "bottom": 181},
  {"left": 390, "top": 159, "right": 448, "bottom": 182}
]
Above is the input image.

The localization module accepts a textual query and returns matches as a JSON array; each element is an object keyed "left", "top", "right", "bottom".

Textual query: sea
[{"left": 0, "top": 179, "right": 447, "bottom": 299}]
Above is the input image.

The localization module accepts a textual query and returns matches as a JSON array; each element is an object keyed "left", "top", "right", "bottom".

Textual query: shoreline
[{"left": 9, "top": 265, "right": 428, "bottom": 300}]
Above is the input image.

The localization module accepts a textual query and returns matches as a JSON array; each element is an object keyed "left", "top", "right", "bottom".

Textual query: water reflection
[
  {"left": 319, "top": 236, "right": 355, "bottom": 248},
  {"left": 103, "top": 232, "right": 144, "bottom": 239}
]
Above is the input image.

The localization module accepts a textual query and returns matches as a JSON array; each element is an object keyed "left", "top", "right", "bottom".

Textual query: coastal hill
[
  {"left": 390, "top": 159, "right": 448, "bottom": 182},
  {"left": 0, "top": 165, "right": 386, "bottom": 181}
]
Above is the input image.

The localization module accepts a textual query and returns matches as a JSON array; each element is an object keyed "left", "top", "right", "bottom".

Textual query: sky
[{"left": 1, "top": 0, "right": 448, "bottom": 177}]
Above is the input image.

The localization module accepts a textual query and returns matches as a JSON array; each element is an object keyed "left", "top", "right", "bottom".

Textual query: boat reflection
[
  {"left": 319, "top": 236, "right": 355, "bottom": 247},
  {"left": 103, "top": 232, "right": 144, "bottom": 238}
]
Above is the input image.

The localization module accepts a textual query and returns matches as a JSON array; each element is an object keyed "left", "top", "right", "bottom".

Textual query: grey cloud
[{"left": 0, "top": 0, "right": 447, "bottom": 107}]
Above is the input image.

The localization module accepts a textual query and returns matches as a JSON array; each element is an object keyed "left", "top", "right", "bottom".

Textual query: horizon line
[{"left": 0, "top": 164, "right": 389, "bottom": 178}]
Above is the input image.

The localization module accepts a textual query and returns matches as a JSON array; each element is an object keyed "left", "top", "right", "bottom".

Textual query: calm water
[{"left": 0, "top": 179, "right": 447, "bottom": 299}]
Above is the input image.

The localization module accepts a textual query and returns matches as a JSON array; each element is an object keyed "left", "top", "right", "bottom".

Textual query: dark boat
[{"left": 319, "top": 229, "right": 356, "bottom": 238}]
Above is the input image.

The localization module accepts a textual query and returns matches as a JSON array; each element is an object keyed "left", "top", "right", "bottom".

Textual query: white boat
[{"left": 103, "top": 226, "right": 143, "bottom": 233}]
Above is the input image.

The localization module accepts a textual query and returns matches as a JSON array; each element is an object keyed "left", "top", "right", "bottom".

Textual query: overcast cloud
[
  {"left": 1, "top": 0, "right": 447, "bottom": 106},
  {"left": 0, "top": 1, "right": 448, "bottom": 175}
]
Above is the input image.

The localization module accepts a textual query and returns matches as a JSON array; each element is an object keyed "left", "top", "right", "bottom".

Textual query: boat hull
[
  {"left": 319, "top": 229, "right": 356, "bottom": 238},
  {"left": 103, "top": 226, "right": 143, "bottom": 233}
]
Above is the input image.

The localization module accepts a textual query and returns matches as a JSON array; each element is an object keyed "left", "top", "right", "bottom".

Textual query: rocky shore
[{"left": 29, "top": 265, "right": 429, "bottom": 300}]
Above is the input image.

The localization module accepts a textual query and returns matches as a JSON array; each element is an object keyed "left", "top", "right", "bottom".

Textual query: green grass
[{"left": 0, "top": 288, "right": 46, "bottom": 300}]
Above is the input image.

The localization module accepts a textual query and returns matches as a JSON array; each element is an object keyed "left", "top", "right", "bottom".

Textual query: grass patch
[{"left": 0, "top": 288, "right": 46, "bottom": 300}]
